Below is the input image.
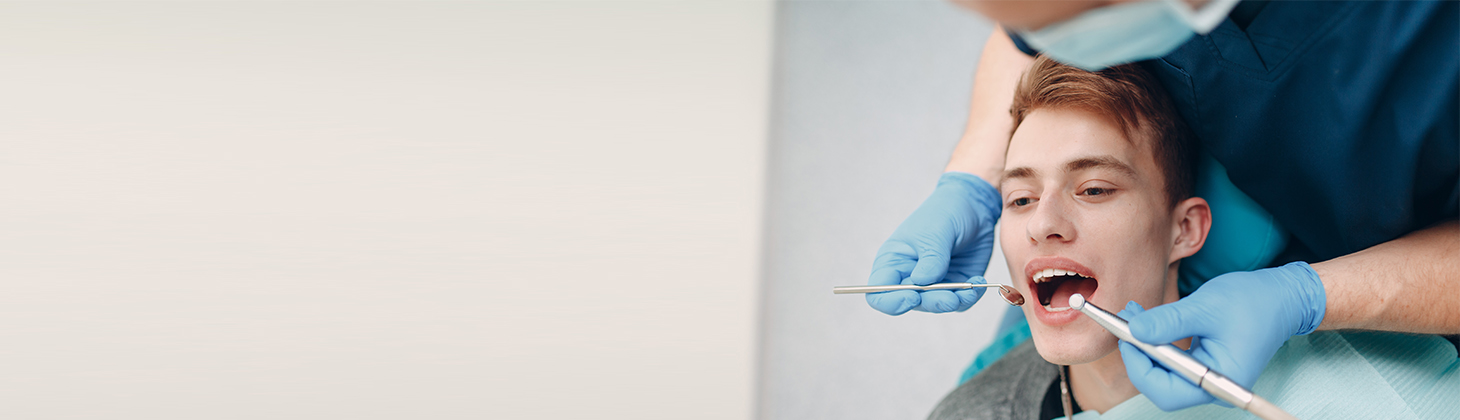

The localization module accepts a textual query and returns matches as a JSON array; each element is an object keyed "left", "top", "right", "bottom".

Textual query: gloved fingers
[
  {"left": 866, "top": 267, "right": 919, "bottom": 315},
  {"left": 914, "top": 290, "right": 960, "bottom": 313},
  {"left": 1118, "top": 341, "right": 1214, "bottom": 412},
  {"left": 1127, "top": 299, "right": 1219, "bottom": 346},
  {"left": 1123, "top": 301, "right": 1237, "bottom": 393},
  {"left": 868, "top": 265, "right": 910, "bottom": 287},
  {"left": 1120, "top": 301, "right": 1147, "bottom": 317},
  {"left": 905, "top": 249, "right": 950, "bottom": 286},
  {"left": 944, "top": 253, "right": 990, "bottom": 283},
  {"left": 1117, "top": 341, "right": 1158, "bottom": 380},
  {"left": 866, "top": 290, "right": 919, "bottom": 316},
  {"left": 951, "top": 287, "right": 985, "bottom": 312},
  {"left": 1186, "top": 338, "right": 1238, "bottom": 372},
  {"left": 1124, "top": 302, "right": 1237, "bottom": 409},
  {"left": 1185, "top": 340, "right": 1256, "bottom": 394}
]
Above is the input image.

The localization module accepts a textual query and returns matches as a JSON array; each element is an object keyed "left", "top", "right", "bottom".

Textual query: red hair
[{"left": 1009, "top": 56, "right": 1197, "bottom": 207}]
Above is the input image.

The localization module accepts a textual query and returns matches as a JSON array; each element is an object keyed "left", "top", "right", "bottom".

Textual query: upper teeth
[{"left": 1033, "top": 268, "right": 1083, "bottom": 283}]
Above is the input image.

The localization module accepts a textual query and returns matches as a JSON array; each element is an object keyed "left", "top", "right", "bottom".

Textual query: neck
[{"left": 1067, "top": 349, "right": 1138, "bottom": 413}]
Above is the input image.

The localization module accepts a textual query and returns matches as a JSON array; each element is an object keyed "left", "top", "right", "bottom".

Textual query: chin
[{"left": 1029, "top": 323, "right": 1116, "bottom": 365}]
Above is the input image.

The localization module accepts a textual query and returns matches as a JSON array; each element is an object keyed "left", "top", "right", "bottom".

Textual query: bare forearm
[
  {"left": 944, "top": 26, "right": 1034, "bottom": 184},
  {"left": 1312, "top": 220, "right": 1460, "bottom": 333}
]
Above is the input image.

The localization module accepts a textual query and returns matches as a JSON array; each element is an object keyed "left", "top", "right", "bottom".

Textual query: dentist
[{"left": 865, "top": 0, "right": 1458, "bottom": 411}]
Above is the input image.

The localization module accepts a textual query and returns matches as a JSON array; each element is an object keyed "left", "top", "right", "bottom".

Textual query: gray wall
[{"left": 757, "top": 2, "right": 1017, "bottom": 419}]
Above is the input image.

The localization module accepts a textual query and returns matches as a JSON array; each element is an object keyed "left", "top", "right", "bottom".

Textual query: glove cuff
[
  {"left": 1282, "top": 261, "right": 1327, "bottom": 335},
  {"left": 938, "top": 172, "right": 1002, "bottom": 223}
]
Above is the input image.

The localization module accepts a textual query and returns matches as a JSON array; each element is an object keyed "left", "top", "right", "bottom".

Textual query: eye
[
  {"left": 1081, "top": 187, "right": 1109, "bottom": 196},
  {"left": 1012, "top": 197, "right": 1033, "bottom": 207}
]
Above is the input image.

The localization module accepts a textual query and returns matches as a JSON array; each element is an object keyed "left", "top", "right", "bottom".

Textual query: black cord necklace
[{"left": 1058, "top": 365, "right": 1074, "bottom": 419}]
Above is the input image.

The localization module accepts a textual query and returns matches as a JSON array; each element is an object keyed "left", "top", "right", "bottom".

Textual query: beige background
[{"left": 0, "top": 1, "right": 769, "bottom": 418}]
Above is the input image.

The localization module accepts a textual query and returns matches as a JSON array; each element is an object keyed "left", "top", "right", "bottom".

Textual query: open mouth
[{"left": 1032, "top": 269, "right": 1099, "bottom": 312}]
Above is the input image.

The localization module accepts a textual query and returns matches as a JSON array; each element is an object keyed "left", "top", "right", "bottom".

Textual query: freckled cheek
[
  {"left": 1080, "top": 202, "right": 1147, "bottom": 240},
  {"left": 1069, "top": 210, "right": 1117, "bottom": 243}
]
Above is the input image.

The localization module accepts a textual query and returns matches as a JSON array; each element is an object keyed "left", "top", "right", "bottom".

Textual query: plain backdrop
[
  {"left": 0, "top": 1, "right": 769, "bottom": 419},
  {"left": 0, "top": 1, "right": 1008, "bottom": 419},
  {"left": 757, "top": 1, "right": 1009, "bottom": 419}
]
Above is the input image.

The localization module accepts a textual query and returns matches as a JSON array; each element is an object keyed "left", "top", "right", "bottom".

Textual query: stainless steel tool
[{"left": 832, "top": 281, "right": 1025, "bottom": 306}]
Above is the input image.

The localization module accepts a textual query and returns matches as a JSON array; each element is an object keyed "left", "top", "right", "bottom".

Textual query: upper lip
[
  {"left": 1023, "top": 257, "right": 1097, "bottom": 283},
  {"left": 1024, "top": 257, "right": 1098, "bottom": 308}
]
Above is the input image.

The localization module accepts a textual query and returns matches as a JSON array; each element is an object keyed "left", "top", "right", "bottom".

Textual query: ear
[{"left": 1168, "top": 197, "right": 1211, "bottom": 263}]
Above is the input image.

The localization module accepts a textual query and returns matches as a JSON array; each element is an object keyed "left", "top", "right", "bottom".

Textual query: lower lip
[{"left": 1032, "top": 294, "right": 1086, "bottom": 326}]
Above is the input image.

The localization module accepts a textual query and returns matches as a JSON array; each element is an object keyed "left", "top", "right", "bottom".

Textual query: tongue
[{"left": 1049, "top": 277, "right": 1098, "bottom": 308}]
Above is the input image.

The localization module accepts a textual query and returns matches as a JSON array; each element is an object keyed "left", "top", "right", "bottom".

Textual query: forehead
[{"left": 1005, "top": 108, "right": 1153, "bottom": 176}]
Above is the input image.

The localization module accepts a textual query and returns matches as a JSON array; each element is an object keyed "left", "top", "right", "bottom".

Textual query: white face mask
[{"left": 1014, "top": 0, "right": 1240, "bottom": 71}]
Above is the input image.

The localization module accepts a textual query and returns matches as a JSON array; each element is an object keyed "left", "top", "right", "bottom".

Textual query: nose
[{"left": 1026, "top": 194, "right": 1076, "bottom": 245}]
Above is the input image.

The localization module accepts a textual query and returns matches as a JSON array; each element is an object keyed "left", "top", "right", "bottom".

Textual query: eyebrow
[
  {"left": 1001, "top": 155, "right": 1136, "bottom": 185},
  {"left": 1003, "top": 166, "right": 1038, "bottom": 182},
  {"left": 1065, "top": 156, "right": 1137, "bottom": 178}
]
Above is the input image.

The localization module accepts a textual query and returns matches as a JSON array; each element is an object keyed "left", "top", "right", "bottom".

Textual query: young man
[
  {"left": 867, "top": 3, "right": 1458, "bottom": 413},
  {"left": 927, "top": 57, "right": 1458, "bottom": 420}
]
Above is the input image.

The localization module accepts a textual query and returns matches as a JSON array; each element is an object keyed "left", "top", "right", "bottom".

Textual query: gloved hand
[
  {"left": 866, "top": 172, "right": 1002, "bottom": 315},
  {"left": 1117, "top": 262, "right": 1327, "bottom": 411}
]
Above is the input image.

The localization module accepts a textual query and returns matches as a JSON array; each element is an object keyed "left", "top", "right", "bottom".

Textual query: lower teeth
[{"left": 1044, "top": 304, "right": 1071, "bottom": 312}]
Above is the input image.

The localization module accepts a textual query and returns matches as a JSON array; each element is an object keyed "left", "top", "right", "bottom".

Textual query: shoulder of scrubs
[
  {"left": 1095, "top": 331, "right": 1460, "bottom": 420},
  {"left": 1150, "top": 1, "right": 1460, "bottom": 262}
]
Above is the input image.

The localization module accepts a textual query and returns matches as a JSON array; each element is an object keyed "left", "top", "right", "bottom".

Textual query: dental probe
[
  {"left": 1067, "top": 294, "right": 1298, "bottom": 420},
  {"left": 832, "top": 281, "right": 1025, "bottom": 306}
]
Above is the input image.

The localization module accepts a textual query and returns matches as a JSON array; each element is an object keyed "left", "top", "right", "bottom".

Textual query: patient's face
[{"left": 999, "top": 108, "right": 1179, "bottom": 365}]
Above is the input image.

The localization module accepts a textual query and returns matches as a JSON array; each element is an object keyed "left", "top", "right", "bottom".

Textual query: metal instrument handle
[
  {"left": 832, "top": 283, "right": 987, "bottom": 294},
  {"left": 831, "top": 283, "right": 1024, "bottom": 306}
]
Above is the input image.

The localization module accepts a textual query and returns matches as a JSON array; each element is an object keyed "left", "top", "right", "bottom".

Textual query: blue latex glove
[
  {"left": 1117, "top": 262, "right": 1327, "bottom": 411},
  {"left": 866, "top": 172, "right": 1002, "bottom": 315}
]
